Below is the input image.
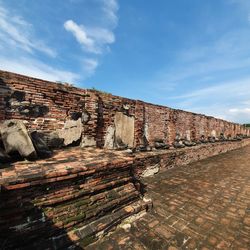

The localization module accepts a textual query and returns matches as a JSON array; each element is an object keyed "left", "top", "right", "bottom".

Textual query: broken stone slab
[
  {"left": 175, "top": 133, "right": 182, "bottom": 142},
  {"left": 199, "top": 135, "right": 208, "bottom": 143},
  {"left": 183, "top": 140, "right": 196, "bottom": 147},
  {"left": 201, "top": 140, "right": 208, "bottom": 143},
  {"left": 141, "top": 163, "right": 160, "bottom": 177},
  {"left": 208, "top": 137, "right": 216, "bottom": 143},
  {"left": 81, "top": 136, "right": 96, "bottom": 147},
  {"left": 115, "top": 137, "right": 128, "bottom": 150},
  {"left": 30, "top": 131, "right": 52, "bottom": 158},
  {"left": 124, "top": 149, "right": 133, "bottom": 154},
  {"left": 104, "top": 126, "right": 115, "bottom": 149},
  {"left": 58, "top": 118, "right": 82, "bottom": 146},
  {"left": 185, "top": 130, "right": 191, "bottom": 141},
  {"left": 173, "top": 141, "right": 185, "bottom": 148},
  {"left": 81, "top": 110, "right": 90, "bottom": 124},
  {"left": 136, "top": 145, "right": 152, "bottom": 152},
  {"left": 236, "top": 134, "right": 242, "bottom": 141},
  {"left": 154, "top": 141, "right": 170, "bottom": 149},
  {"left": 114, "top": 112, "right": 134, "bottom": 148},
  {"left": 219, "top": 133, "right": 227, "bottom": 141},
  {"left": 211, "top": 130, "right": 217, "bottom": 138},
  {"left": 0, "top": 120, "right": 37, "bottom": 159}
]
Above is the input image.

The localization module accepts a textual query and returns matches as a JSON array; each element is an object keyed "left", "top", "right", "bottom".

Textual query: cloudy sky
[{"left": 0, "top": 0, "right": 250, "bottom": 123}]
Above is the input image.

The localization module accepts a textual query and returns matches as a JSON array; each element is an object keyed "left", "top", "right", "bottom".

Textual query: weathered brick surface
[
  {"left": 0, "top": 148, "right": 150, "bottom": 249},
  {"left": 89, "top": 90, "right": 136, "bottom": 148},
  {"left": 0, "top": 70, "right": 249, "bottom": 148},
  {"left": 87, "top": 145, "right": 250, "bottom": 250},
  {"left": 1, "top": 139, "right": 250, "bottom": 248},
  {"left": 133, "top": 139, "right": 250, "bottom": 177},
  {"left": 0, "top": 70, "right": 87, "bottom": 132}
]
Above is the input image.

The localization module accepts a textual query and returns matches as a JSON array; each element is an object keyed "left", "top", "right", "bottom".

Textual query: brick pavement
[{"left": 87, "top": 145, "right": 250, "bottom": 250}]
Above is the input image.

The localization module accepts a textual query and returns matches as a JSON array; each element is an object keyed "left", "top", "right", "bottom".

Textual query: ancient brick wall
[
  {"left": 0, "top": 148, "right": 150, "bottom": 249},
  {"left": 143, "top": 103, "right": 169, "bottom": 145},
  {"left": 0, "top": 70, "right": 249, "bottom": 149},
  {"left": 89, "top": 90, "right": 136, "bottom": 148},
  {"left": 133, "top": 139, "right": 250, "bottom": 178},
  {"left": 0, "top": 70, "right": 87, "bottom": 132}
]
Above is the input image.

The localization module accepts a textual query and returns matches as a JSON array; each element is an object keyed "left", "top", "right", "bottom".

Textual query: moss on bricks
[
  {"left": 79, "top": 235, "right": 97, "bottom": 247},
  {"left": 63, "top": 213, "right": 86, "bottom": 224}
]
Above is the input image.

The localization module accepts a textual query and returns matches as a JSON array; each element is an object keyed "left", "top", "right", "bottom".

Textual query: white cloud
[
  {"left": 64, "top": 20, "right": 115, "bottom": 54},
  {"left": 213, "top": 107, "right": 250, "bottom": 124},
  {"left": 63, "top": 0, "right": 118, "bottom": 76},
  {"left": 170, "top": 78, "right": 250, "bottom": 100},
  {"left": 144, "top": 22, "right": 250, "bottom": 124},
  {"left": 167, "top": 77, "right": 250, "bottom": 123},
  {"left": 64, "top": 20, "right": 96, "bottom": 53},
  {"left": 0, "top": 3, "right": 56, "bottom": 57},
  {"left": 102, "top": 0, "right": 119, "bottom": 27},
  {"left": 229, "top": 108, "right": 250, "bottom": 116},
  {"left": 86, "top": 26, "right": 115, "bottom": 44},
  {"left": 0, "top": 2, "right": 93, "bottom": 84},
  {"left": 0, "top": 56, "right": 79, "bottom": 83},
  {"left": 0, "top": 2, "right": 80, "bottom": 83},
  {"left": 161, "top": 28, "right": 250, "bottom": 85},
  {"left": 185, "top": 105, "right": 250, "bottom": 124}
]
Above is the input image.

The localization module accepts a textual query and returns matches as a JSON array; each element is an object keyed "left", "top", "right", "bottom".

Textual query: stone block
[
  {"left": 114, "top": 112, "right": 135, "bottom": 148},
  {"left": 104, "top": 126, "right": 115, "bottom": 149},
  {"left": 0, "top": 119, "right": 37, "bottom": 159},
  {"left": 81, "top": 136, "right": 96, "bottom": 147},
  {"left": 30, "top": 131, "right": 52, "bottom": 158},
  {"left": 58, "top": 118, "right": 82, "bottom": 146}
]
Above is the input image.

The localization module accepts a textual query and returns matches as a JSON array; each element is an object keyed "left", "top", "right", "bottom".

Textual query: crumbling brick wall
[
  {"left": 143, "top": 103, "right": 169, "bottom": 145},
  {"left": 89, "top": 90, "right": 136, "bottom": 148},
  {"left": 0, "top": 70, "right": 249, "bottom": 149},
  {"left": 0, "top": 70, "right": 87, "bottom": 132}
]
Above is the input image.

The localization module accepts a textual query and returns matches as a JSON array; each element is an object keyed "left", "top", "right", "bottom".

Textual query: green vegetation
[
  {"left": 243, "top": 124, "right": 250, "bottom": 127},
  {"left": 63, "top": 212, "right": 86, "bottom": 224},
  {"left": 91, "top": 87, "right": 111, "bottom": 95},
  {"left": 80, "top": 235, "right": 97, "bottom": 247}
]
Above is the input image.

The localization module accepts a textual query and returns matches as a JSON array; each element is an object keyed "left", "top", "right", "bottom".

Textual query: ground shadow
[{"left": 0, "top": 186, "right": 82, "bottom": 250}]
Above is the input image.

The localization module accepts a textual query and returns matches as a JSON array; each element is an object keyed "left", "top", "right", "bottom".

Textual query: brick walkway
[{"left": 87, "top": 146, "right": 250, "bottom": 250}]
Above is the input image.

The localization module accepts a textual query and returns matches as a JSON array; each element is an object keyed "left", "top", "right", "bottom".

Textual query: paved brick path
[{"left": 87, "top": 146, "right": 250, "bottom": 249}]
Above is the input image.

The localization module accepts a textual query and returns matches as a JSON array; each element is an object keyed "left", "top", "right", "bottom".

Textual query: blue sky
[{"left": 0, "top": 0, "right": 250, "bottom": 123}]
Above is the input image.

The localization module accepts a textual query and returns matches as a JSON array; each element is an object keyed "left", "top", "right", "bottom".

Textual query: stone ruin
[{"left": 0, "top": 70, "right": 250, "bottom": 249}]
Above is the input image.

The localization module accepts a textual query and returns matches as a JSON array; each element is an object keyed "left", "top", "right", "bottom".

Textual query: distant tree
[{"left": 243, "top": 124, "right": 250, "bottom": 127}]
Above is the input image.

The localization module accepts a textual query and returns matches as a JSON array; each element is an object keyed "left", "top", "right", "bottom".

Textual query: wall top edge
[{"left": 0, "top": 69, "right": 247, "bottom": 127}]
